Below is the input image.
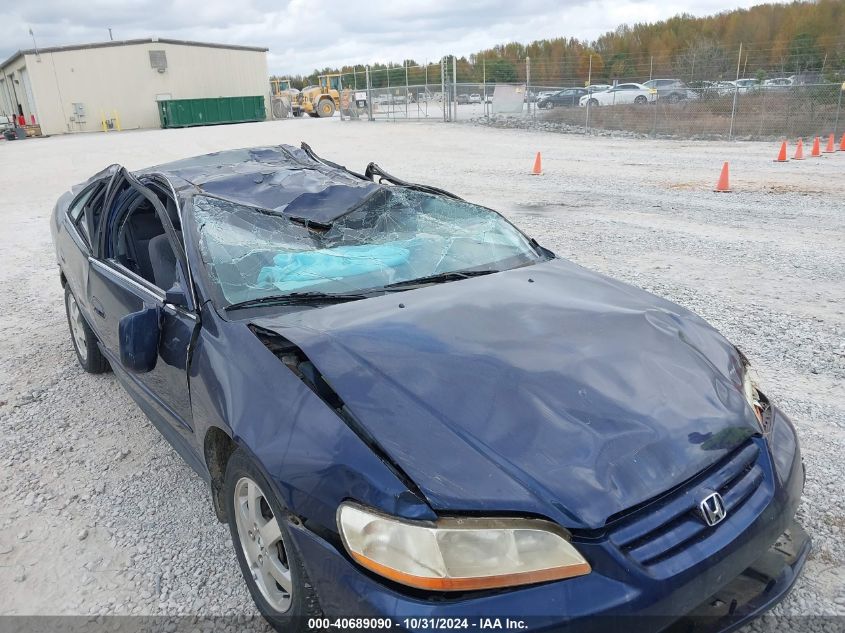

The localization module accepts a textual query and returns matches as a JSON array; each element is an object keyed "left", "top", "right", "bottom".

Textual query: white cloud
[{"left": 1, "top": 0, "right": 764, "bottom": 73}]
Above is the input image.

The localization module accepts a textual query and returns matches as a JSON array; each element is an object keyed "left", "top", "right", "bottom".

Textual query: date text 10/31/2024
[{"left": 307, "top": 618, "right": 528, "bottom": 630}]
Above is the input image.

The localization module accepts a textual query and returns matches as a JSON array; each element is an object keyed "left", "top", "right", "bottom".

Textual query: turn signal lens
[{"left": 337, "top": 503, "right": 590, "bottom": 591}]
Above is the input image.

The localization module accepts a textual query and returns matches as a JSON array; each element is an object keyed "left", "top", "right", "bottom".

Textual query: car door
[
  {"left": 56, "top": 169, "right": 114, "bottom": 321},
  {"left": 86, "top": 168, "right": 199, "bottom": 444},
  {"left": 615, "top": 84, "right": 637, "bottom": 104}
]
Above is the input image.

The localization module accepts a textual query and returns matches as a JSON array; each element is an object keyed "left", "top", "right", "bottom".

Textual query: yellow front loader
[{"left": 300, "top": 74, "right": 342, "bottom": 117}]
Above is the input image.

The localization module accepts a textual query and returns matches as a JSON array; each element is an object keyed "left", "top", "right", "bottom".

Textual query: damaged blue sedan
[{"left": 51, "top": 144, "right": 808, "bottom": 632}]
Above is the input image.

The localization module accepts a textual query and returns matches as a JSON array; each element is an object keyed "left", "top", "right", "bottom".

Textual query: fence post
[
  {"left": 338, "top": 74, "right": 344, "bottom": 121},
  {"left": 729, "top": 43, "right": 742, "bottom": 140},
  {"left": 652, "top": 91, "right": 658, "bottom": 137},
  {"left": 405, "top": 62, "right": 409, "bottom": 119},
  {"left": 834, "top": 83, "right": 843, "bottom": 140},
  {"left": 387, "top": 66, "right": 392, "bottom": 122},
  {"left": 526, "top": 57, "right": 531, "bottom": 119},
  {"left": 585, "top": 55, "right": 592, "bottom": 134},
  {"left": 441, "top": 58, "right": 447, "bottom": 122},
  {"left": 366, "top": 65, "right": 373, "bottom": 121},
  {"left": 482, "top": 57, "right": 487, "bottom": 118},
  {"left": 424, "top": 62, "right": 428, "bottom": 117},
  {"left": 452, "top": 55, "right": 457, "bottom": 121}
]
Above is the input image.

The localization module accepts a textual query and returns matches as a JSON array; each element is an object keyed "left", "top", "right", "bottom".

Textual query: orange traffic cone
[
  {"left": 793, "top": 139, "right": 805, "bottom": 160},
  {"left": 774, "top": 141, "right": 788, "bottom": 162},
  {"left": 714, "top": 162, "right": 731, "bottom": 192},
  {"left": 531, "top": 152, "right": 542, "bottom": 175},
  {"left": 839, "top": 132, "right": 845, "bottom": 152},
  {"left": 811, "top": 136, "right": 821, "bottom": 157},
  {"left": 823, "top": 133, "right": 835, "bottom": 153}
]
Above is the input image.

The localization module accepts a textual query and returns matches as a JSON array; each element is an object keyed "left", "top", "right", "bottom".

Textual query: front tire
[
  {"left": 588, "top": 98, "right": 599, "bottom": 107},
  {"left": 224, "top": 449, "right": 320, "bottom": 632},
  {"left": 317, "top": 99, "right": 336, "bottom": 118},
  {"left": 64, "top": 285, "right": 109, "bottom": 373},
  {"left": 634, "top": 95, "right": 648, "bottom": 104}
]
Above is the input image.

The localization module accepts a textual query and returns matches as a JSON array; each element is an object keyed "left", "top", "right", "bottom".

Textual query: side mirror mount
[
  {"left": 164, "top": 285, "right": 187, "bottom": 307},
  {"left": 119, "top": 304, "right": 160, "bottom": 373}
]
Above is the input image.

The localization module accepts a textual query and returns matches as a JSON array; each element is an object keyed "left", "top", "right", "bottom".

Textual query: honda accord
[{"left": 51, "top": 144, "right": 808, "bottom": 632}]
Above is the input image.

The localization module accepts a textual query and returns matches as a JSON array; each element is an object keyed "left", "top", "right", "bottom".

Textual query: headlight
[
  {"left": 742, "top": 368, "right": 766, "bottom": 431},
  {"left": 337, "top": 503, "right": 590, "bottom": 591}
]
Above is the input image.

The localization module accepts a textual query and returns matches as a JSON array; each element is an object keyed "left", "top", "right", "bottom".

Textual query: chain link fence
[{"left": 328, "top": 47, "right": 844, "bottom": 140}]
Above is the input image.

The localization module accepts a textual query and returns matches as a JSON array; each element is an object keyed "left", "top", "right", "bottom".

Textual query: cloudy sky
[{"left": 2, "top": 0, "right": 764, "bottom": 74}]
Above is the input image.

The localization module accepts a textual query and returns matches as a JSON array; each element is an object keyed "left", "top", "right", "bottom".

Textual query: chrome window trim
[
  {"left": 88, "top": 257, "right": 199, "bottom": 321},
  {"left": 89, "top": 257, "right": 165, "bottom": 301}
]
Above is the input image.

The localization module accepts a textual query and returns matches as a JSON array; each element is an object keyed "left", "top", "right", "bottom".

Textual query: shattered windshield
[{"left": 191, "top": 188, "right": 545, "bottom": 306}]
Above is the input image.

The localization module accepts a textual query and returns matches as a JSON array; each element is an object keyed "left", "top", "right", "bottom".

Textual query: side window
[
  {"left": 68, "top": 183, "right": 104, "bottom": 247},
  {"left": 109, "top": 187, "right": 181, "bottom": 291},
  {"left": 68, "top": 187, "right": 95, "bottom": 223}
]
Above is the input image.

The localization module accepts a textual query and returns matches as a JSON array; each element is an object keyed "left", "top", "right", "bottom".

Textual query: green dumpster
[{"left": 158, "top": 96, "right": 265, "bottom": 128}]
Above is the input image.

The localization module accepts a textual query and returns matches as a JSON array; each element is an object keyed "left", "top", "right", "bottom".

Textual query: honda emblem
[{"left": 699, "top": 492, "right": 727, "bottom": 527}]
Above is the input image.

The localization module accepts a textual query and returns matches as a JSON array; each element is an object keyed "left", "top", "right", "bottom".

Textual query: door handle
[{"left": 91, "top": 296, "right": 106, "bottom": 318}]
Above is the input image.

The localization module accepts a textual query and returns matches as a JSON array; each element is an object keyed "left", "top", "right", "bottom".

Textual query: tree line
[{"left": 274, "top": 0, "right": 845, "bottom": 89}]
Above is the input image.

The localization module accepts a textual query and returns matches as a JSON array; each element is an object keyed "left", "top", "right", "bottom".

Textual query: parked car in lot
[
  {"left": 643, "top": 78, "right": 696, "bottom": 102},
  {"left": 587, "top": 83, "right": 613, "bottom": 93},
  {"left": 718, "top": 79, "right": 761, "bottom": 96},
  {"left": 688, "top": 80, "right": 721, "bottom": 97},
  {"left": 762, "top": 77, "right": 794, "bottom": 91},
  {"left": 468, "top": 93, "right": 482, "bottom": 104},
  {"left": 457, "top": 93, "right": 470, "bottom": 104},
  {"left": 537, "top": 88, "right": 590, "bottom": 109},
  {"left": 52, "top": 144, "right": 808, "bottom": 633},
  {"left": 580, "top": 82, "right": 656, "bottom": 106}
]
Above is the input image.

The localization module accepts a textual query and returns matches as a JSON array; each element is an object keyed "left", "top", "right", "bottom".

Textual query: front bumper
[
  {"left": 666, "top": 522, "right": 810, "bottom": 633},
  {"left": 288, "top": 409, "right": 807, "bottom": 632},
  {"left": 290, "top": 520, "right": 808, "bottom": 633}
]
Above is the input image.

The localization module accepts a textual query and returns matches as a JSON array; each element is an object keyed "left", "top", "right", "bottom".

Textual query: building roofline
[{"left": 1, "top": 37, "right": 268, "bottom": 69}]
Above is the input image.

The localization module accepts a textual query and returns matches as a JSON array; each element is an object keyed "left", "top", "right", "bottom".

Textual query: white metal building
[{"left": 0, "top": 38, "right": 269, "bottom": 135}]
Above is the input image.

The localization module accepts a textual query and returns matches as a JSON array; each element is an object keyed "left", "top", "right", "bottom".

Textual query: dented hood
[{"left": 252, "top": 258, "right": 759, "bottom": 529}]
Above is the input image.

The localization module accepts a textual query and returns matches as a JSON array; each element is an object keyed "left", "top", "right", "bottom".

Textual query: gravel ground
[{"left": 0, "top": 118, "right": 842, "bottom": 630}]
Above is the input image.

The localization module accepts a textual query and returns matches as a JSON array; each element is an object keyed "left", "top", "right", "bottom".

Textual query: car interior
[{"left": 110, "top": 182, "right": 182, "bottom": 292}]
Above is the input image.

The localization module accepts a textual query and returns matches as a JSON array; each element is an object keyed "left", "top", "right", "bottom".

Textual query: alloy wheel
[
  {"left": 67, "top": 293, "right": 88, "bottom": 362},
  {"left": 234, "top": 477, "right": 293, "bottom": 613}
]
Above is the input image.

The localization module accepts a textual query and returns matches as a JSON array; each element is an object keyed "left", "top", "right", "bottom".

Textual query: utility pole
[
  {"left": 108, "top": 28, "right": 114, "bottom": 41},
  {"left": 28, "top": 28, "right": 40, "bottom": 60},
  {"left": 649, "top": 56, "right": 653, "bottom": 81}
]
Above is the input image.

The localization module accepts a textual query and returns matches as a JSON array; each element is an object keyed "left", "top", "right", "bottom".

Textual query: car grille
[{"left": 608, "top": 440, "right": 768, "bottom": 574}]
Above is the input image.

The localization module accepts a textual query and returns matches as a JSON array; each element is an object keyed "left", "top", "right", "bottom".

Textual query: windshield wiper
[
  {"left": 383, "top": 269, "right": 499, "bottom": 290},
  {"left": 226, "top": 291, "right": 370, "bottom": 311}
]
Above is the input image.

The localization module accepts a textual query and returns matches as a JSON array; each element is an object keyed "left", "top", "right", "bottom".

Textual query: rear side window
[
  {"left": 68, "top": 183, "right": 105, "bottom": 246},
  {"left": 68, "top": 186, "right": 96, "bottom": 223}
]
